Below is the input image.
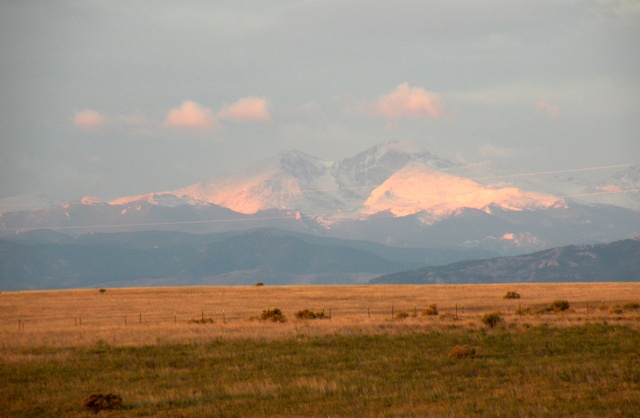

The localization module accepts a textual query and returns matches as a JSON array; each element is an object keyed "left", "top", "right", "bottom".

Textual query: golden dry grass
[{"left": 1, "top": 283, "right": 639, "bottom": 349}]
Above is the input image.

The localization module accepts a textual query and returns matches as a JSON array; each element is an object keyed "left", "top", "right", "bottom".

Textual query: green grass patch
[{"left": 2, "top": 324, "right": 640, "bottom": 416}]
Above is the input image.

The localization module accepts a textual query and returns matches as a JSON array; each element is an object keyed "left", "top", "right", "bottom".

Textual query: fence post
[
  {"left": 586, "top": 302, "right": 589, "bottom": 319},
  {"left": 174, "top": 312, "right": 177, "bottom": 323},
  {"left": 139, "top": 313, "right": 142, "bottom": 324},
  {"left": 222, "top": 310, "right": 226, "bottom": 324},
  {"left": 368, "top": 306, "right": 371, "bottom": 319},
  {"left": 391, "top": 305, "right": 394, "bottom": 318},
  {"left": 124, "top": 315, "right": 127, "bottom": 326},
  {"left": 455, "top": 304, "right": 458, "bottom": 319}
]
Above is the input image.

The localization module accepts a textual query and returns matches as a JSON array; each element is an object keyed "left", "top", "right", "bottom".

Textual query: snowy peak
[
  {"left": 331, "top": 140, "right": 455, "bottom": 190},
  {"left": 362, "top": 162, "right": 563, "bottom": 217},
  {"left": 171, "top": 150, "right": 339, "bottom": 215}
]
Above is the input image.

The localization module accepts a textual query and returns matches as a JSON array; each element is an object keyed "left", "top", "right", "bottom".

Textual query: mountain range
[
  {"left": 371, "top": 238, "right": 640, "bottom": 284},
  {"left": 1, "top": 141, "right": 639, "bottom": 273},
  {"left": 0, "top": 228, "right": 495, "bottom": 290}
]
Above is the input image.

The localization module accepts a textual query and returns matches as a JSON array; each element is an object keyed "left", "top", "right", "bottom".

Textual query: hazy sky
[{"left": 1, "top": 1, "right": 639, "bottom": 201}]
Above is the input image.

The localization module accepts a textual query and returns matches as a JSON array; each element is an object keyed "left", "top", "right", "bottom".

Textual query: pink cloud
[
  {"left": 374, "top": 83, "right": 443, "bottom": 119},
  {"left": 535, "top": 100, "right": 561, "bottom": 118},
  {"left": 73, "top": 109, "right": 106, "bottom": 130},
  {"left": 218, "top": 97, "right": 271, "bottom": 123},
  {"left": 164, "top": 101, "right": 217, "bottom": 130}
]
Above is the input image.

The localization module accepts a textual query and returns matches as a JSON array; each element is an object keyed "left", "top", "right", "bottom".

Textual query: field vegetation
[{"left": 1, "top": 283, "right": 640, "bottom": 416}]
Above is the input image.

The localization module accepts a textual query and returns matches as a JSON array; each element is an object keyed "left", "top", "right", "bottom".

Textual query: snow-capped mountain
[
  {"left": 161, "top": 140, "right": 560, "bottom": 220},
  {"left": 1, "top": 141, "right": 638, "bottom": 256}
]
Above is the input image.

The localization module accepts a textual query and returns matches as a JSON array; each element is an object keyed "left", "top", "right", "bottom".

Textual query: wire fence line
[{"left": 2, "top": 302, "right": 539, "bottom": 331}]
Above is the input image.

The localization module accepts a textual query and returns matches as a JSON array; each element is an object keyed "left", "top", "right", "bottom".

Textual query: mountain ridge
[{"left": 370, "top": 238, "right": 640, "bottom": 284}]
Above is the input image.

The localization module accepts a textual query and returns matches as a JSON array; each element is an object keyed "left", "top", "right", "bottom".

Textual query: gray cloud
[{"left": 1, "top": 1, "right": 638, "bottom": 200}]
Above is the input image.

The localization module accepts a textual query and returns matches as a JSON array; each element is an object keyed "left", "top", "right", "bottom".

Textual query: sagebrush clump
[
  {"left": 503, "top": 291, "right": 521, "bottom": 299},
  {"left": 422, "top": 304, "right": 439, "bottom": 316},
  {"left": 188, "top": 317, "right": 214, "bottom": 324},
  {"left": 394, "top": 311, "right": 409, "bottom": 320},
  {"left": 82, "top": 393, "right": 122, "bottom": 412},
  {"left": 259, "top": 308, "right": 287, "bottom": 323},
  {"left": 481, "top": 312, "right": 503, "bottom": 328},
  {"left": 449, "top": 345, "right": 478, "bottom": 359},
  {"left": 549, "top": 300, "right": 570, "bottom": 312},
  {"left": 295, "top": 309, "right": 326, "bottom": 320}
]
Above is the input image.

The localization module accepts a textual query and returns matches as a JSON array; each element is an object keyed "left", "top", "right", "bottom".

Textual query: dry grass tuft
[
  {"left": 422, "top": 303, "right": 439, "bottom": 316},
  {"left": 82, "top": 393, "right": 122, "bottom": 412},
  {"left": 295, "top": 309, "right": 327, "bottom": 320},
  {"left": 449, "top": 345, "right": 478, "bottom": 359}
]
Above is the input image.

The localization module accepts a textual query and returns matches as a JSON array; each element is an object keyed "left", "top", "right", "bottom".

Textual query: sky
[{"left": 1, "top": 0, "right": 639, "bottom": 201}]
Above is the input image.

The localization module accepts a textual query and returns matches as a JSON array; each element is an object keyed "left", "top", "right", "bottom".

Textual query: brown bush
[
  {"left": 481, "top": 312, "right": 503, "bottom": 328},
  {"left": 188, "top": 317, "right": 214, "bottom": 324},
  {"left": 394, "top": 311, "right": 409, "bottom": 320},
  {"left": 260, "top": 308, "right": 287, "bottom": 323},
  {"left": 295, "top": 309, "right": 326, "bottom": 320},
  {"left": 421, "top": 304, "right": 438, "bottom": 316},
  {"left": 82, "top": 393, "right": 122, "bottom": 412},
  {"left": 449, "top": 345, "right": 478, "bottom": 359},
  {"left": 503, "top": 291, "right": 521, "bottom": 299},
  {"left": 609, "top": 305, "right": 623, "bottom": 315},
  {"left": 549, "top": 300, "right": 570, "bottom": 312}
]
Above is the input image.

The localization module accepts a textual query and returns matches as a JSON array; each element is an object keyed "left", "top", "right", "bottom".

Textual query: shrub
[
  {"left": 481, "top": 312, "right": 503, "bottom": 328},
  {"left": 422, "top": 304, "right": 439, "bottom": 316},
  {"left": 609, "top": 305, "right": 623, "bottom": 315},
  {"left": 295, "top": 309, "right": 326, "bottom": 320},
  {"left": 99, "top": 288, "right": 106, "bottom": 294},
  {"left": 254, "top": 282, "right": 264, "bottom": 287},
  {"left": 549, "top": 300, "right": 570, "bottom": 312},
  {"left": 188, "top": 317, "right": 214, "bottom": 324},
  {"left": 394, "top": 311, "right": 409, "bottom": 320},
  {"left": 260, "top": 308, "right": 287, "bottom": 323},
  {"left": 503, "top": 291, "right": 521, "bottom": 299},
  {"left": 622, "top": 301, "right": 640, "bottom": 310},
  {"left": 82, "top": 393, "right": 122, "bottom": 412},
  {"left": 449, "top": 345, "right": 478, "bottom": 359}
]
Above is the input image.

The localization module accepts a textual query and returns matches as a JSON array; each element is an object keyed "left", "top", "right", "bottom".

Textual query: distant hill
[
  {"left": 0, "top": 229, "right": 493, "bottom": 290},
  {"left": 370, "top": 238, "right": 640, "bottom": 284}
]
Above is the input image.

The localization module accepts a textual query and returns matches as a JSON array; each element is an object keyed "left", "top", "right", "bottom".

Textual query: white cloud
[
  {"left": 218, "top": 97, "right": 271, "bottom": 123},
  {"left": 73, "top": 109, "right": 106, "bottom": 131},
  {"left": 164, "top": 101, "right": 218, "bottom": 130},
  {"left": 372, "top": 83, "right": 443, "bottom": 120}
]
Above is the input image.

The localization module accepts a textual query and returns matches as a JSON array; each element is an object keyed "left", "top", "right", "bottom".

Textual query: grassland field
[{"left": 1, "top": 283, "right": 640, "bottom": 417}]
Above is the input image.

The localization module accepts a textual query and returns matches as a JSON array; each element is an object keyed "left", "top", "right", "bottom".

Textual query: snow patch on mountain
[
  {"left": 362, "top": 162, "right": 563, "bottom": 218},
  {"left": 110, "top": 193, "right": 208, "bottom": 208}
]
